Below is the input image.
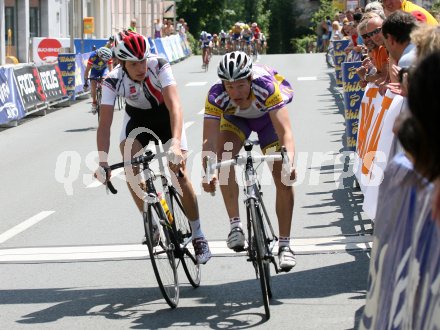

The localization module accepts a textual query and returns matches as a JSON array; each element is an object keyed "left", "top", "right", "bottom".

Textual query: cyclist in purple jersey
[
  {"left": 95, "top": 31, "right": 211, "bottom": 264},
  {"left": 202, "top": 51, "right": 297, "bottom": 271},
  {"left": 84, "top": 47, "right": 113, "bottom": 113}
]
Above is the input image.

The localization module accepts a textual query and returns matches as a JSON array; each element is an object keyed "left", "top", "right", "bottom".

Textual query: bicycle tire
[
  {"left": 249, "top": 198, "right": 270, "bottom": 320},
  {"left": 170, "top": 189, "right": 201, "bottom": 288},
  {"left": 256, "top": 197, "right": 272, "bottom": 299},
  {"left": 326, "top": 48, "right": 335, "bottom": 68},
  {"left": 144, "top": 202, "right": 179, "bottom": 308}
]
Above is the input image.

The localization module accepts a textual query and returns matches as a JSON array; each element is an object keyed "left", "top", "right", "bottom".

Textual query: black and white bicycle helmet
[
  {"left": 114, "top": 30, "right": 150, "bottom": 61},
  {"left": 217, "top": 51, "right": 252, "bottom": 82},
  {"left": 97, "top": 47, "right": 113, "bottom": 61}
]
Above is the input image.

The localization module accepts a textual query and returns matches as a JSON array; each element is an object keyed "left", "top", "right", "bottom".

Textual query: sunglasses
[{"left": 361, "top": 27, "right": 382, "bottom": 39}]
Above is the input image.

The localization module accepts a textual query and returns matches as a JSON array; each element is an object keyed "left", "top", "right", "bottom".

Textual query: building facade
[{"left": 0, "top": 0, "right": 169, "bottom": 65}]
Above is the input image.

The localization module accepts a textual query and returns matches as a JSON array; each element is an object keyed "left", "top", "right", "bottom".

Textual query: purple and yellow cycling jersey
[
  {"left": 87, "top": 51, "right": 113, "bottom": 72},
  {"left": 204, "top": 64, "right": 294, "bottom": 121}
]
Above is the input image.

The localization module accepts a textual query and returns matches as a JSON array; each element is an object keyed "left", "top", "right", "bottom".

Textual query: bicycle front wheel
[
  {"left": 249, "top": 198, "right": 271, "bottom": 320},
  {"left": 144, "top": 203, "right": 179, "bottom": 308},
  {"left": 170, "top": 189, "right": 201, "bottom": 288}
]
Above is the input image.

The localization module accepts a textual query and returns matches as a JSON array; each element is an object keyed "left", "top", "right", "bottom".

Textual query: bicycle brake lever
[{"left": 106, "top": 181, "right": 118, "bottom": 194}]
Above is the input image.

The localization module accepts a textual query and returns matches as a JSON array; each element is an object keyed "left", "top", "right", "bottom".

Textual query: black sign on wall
[
  {"left": 37, "top": 64, "right": 67, "bottom": 102},
  {"left": 13, "top": 65, "right": 45, "bottom": 110}
]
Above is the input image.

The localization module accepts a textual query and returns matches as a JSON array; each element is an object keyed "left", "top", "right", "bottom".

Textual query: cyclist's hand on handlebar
[
  {"left": 167, "top": 145, "right": 184, "bottom": 173},
  {"left": 94, "top": 163, "right": 111, "bottom": 184},
  {"left": 202, "top": 175, "right": 218, "bottom": 193},
  {"left": 83, "top": 83, "right": 89, "bottom": 92}
]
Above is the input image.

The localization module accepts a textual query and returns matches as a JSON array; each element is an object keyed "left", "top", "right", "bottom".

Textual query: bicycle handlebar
[
  {"left": 103, "top": 150, "right": 184, "bottom": 195},
  {"left": 205, "top": 140, "right": 290, "bottom": 186}
]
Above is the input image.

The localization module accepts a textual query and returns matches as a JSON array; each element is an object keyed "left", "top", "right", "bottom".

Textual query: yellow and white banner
[{"left": 354, "top": 83, "right": 406, "bottom": 219}]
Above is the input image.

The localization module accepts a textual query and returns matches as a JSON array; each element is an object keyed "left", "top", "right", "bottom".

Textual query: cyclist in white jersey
[{"left": 96, "top": 30, "right": 211, "bottom": 264}]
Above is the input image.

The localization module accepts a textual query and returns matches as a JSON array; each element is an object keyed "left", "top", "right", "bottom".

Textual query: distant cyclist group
[{"left": 199, "top": 22, "right": 267, "bottom": 69}]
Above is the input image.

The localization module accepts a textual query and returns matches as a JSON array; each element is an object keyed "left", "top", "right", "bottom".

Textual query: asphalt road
[{"left": 0, "top": 53, "right": 372, "bottom": 329}]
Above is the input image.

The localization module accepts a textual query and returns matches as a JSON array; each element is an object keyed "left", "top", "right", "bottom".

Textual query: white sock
[
  {"left": 190, "top": 219, "right": 204, "bottom": 239},
  {"left": 230, "top": 217, "right": 242, "bottom": 230}
]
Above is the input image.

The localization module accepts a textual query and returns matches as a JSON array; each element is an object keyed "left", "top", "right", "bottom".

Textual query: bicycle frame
[{"left": 206, "top": 140, "right": 290, "bottom": 269}]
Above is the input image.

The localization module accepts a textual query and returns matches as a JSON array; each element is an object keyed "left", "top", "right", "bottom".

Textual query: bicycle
[
  {"left": 326, "top": 43, "right": 335, "bottom": 68},
  {"left": 206, "top": 139, "right": 291, "bottom": 320},
  {"left": 105, "top": 147, "right": 201, "bottom": 308},
  {"left": 84, "top": 77, "right": 104, "bottom": 118}
]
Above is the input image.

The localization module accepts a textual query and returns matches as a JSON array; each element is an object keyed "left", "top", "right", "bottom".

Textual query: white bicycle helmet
[
  {"left": 97, "top": 47, "right": 113, "bottom": 61},
  {"left": 217, "top": 51, "right": 252, "bottom": 82},
  {"left": 114, "top": 30, "right": 150, "bottom": 61}
]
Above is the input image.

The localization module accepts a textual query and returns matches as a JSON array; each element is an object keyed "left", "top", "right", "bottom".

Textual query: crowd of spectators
[{"left": 316, "top": 1, "right": 440, "bottom": 325}]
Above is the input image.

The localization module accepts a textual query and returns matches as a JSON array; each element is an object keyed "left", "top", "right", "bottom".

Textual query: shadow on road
[{"left": 0, "top": 256, "right": 368, "bottom": 329}]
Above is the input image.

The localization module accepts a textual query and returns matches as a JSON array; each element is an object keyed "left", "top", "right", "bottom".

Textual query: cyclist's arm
[
  {"left": 97, "top": 103, "right": 114, "bottom": 166},
  {"left": 202, "top": 117, "right": 220, "bottom": 168},
  {"left": 269, "top": 106, "right": 295, "bottom": 165},
  {"left": 162, "top": 84, "right": 183, "bottom": 148},
  {"left": 84, "top": 63, "right": 92, "bottom": 84}
]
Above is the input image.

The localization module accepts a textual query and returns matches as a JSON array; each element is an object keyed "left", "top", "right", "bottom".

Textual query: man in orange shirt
[{"left": 356, "top": 14, "right": 389, "bottom": 86}]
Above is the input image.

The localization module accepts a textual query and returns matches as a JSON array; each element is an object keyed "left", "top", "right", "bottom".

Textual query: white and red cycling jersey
[{"left": 101, "top": 54, "right": 187, "bottom": 149}]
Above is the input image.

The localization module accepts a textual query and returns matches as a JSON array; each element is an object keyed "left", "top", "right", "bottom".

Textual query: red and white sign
[{"left": 32, "top": 37, "right": 70, "bottom": 65}]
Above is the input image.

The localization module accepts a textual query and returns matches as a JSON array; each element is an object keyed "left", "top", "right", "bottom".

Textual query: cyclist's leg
[
  {"left": 257, "top": 117, "right": 295, "bottom": 269},
  {"left": 256, "top": 118, "right": 294, "bottom": 240},
  {"left": 90, "top": 79, "right": 97, "bottom": 105},
  {"left": 119, "top": 109, "right": 153, "bottom": 212},
  {"left": 119, "top": 137, "right": 145, "bottom": 213}
]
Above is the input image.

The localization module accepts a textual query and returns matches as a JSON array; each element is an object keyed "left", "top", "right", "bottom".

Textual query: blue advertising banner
[
  {"left": 74, "top": 39, "right": 108, "bottom": 53},
  {"left": 154, "top": 39, "right": 168, "bottom": 61},
  {"left": 360, "top": 154, "right": 440, "bottom": 329},
  {"left": 147, "top": 37, "right": 157, "bottom": 55},
  {"left": 341, "top": 61, "right": 364, "bottom": 151},
  {"left": 333, "top": 39, "right": 350, "bottom": 87},
  {"left": 0, "top": 67, "right": 26, "bottom": 125},
  {"left": 58, "top": 53, "right": 76, "bottom": 100}
]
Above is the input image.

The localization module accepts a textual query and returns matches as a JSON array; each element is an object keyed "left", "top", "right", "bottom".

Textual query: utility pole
[{"left": 69, "top": 0, "right": 74, "bottom": 52}]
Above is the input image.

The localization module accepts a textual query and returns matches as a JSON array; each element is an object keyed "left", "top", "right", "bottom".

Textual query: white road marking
[
  {"left": 185, "top": 82, "right": 207, "bottom": 87},
  {"left": 0, "top": 235, "right": 372, "bottom": 263},
  {"left": 184, "top": 121, "right": 195, "bottom": 130},
  {"left": 198, "top": 108, "right": 205, "bottom": 115},
  {"left": 297, "top": 76, "right": 318, "bottom": 81},
  {"left": 0, "top": 211, "right": 55, "bottom": 244},
  {"left": 87, "top": 168, "right": 125, "bottom": 188}
]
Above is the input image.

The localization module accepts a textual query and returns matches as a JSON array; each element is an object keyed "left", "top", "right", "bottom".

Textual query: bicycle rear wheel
[
  {"left": 170, "top": 189, "right": 201, "bottom": 288},
  {"left": 249, "top": 199, "right": 271, "bottom": 320},
  {"left": 144, "top": 202, "right": 179, "bottom": 308}
]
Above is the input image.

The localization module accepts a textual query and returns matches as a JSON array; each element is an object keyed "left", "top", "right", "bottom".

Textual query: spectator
[
  {"left": 331, "top": 21, "right": 343, "bottom": 41},
  {"left": 357, "top": 12, "right": 389, "bottom": 86},
  {"left": 398, "top": 51, "right": 440, "bottom": 223},
  {"left": 161, "top": 18, "right": 168, "bottom": 37},
  {"left": 154, "top": 18, "right": 162, "bottom": 39},
  {"left": 411, "top": 24, "right": 440, "bottom": 63},
  {"left": 365, "top": 1, "right": 384, "bottom": 15},
  {"left": 382, "top": 11, "right": 418, "bottom": 97},
  {"left": 381, "top": 0, "right": 438, "bottom": 25},
  {"left": 128, "top": 18, "right": 137, "bottom": 32},
  {"left": 167, "top": 19, "right": 175, "bottom": 35}
]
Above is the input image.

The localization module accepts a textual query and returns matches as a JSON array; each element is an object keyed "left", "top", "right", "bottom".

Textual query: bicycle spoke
[
  {"left": 171, "top": 190, "right": 201, "bottom": 287},
  {"left": 145, "top": 203, "right": 179, "bottom": 308}
]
